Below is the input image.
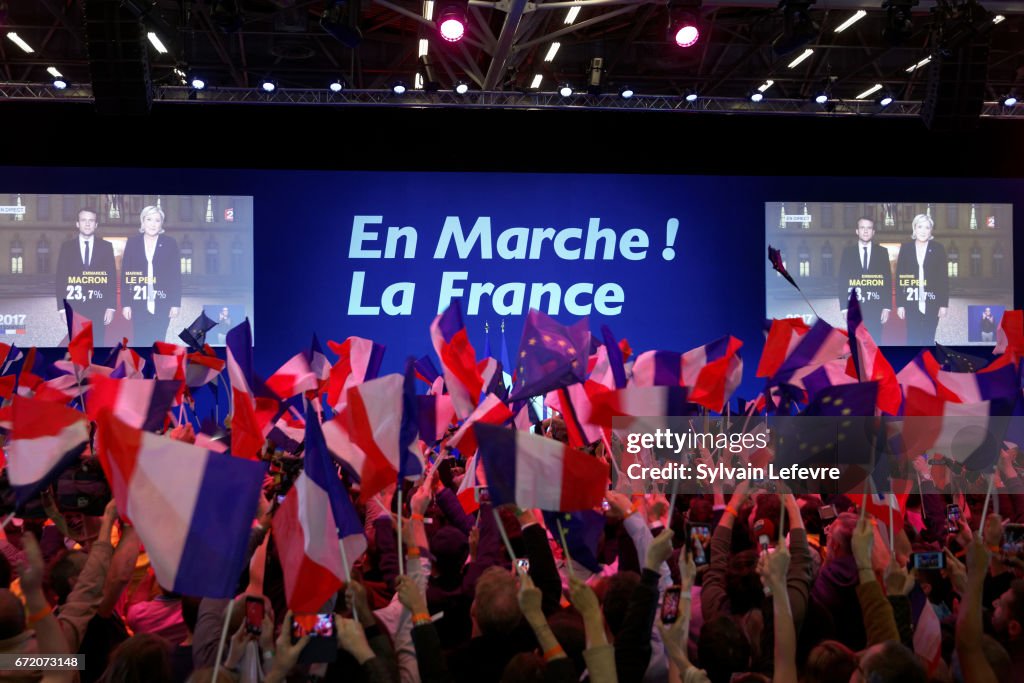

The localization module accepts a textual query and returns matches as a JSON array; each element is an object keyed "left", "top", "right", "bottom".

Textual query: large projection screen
[
  {"left": 0, "top": 193, "right": 254, "bottom": 347},
  {"left": 765, "top": 202, "right": 1013, "bottom": 346}
]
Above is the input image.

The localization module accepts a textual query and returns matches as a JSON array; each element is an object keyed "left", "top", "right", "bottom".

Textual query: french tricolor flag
[
  {"left": 63, "top": 300, "right": 93, "bottom": 368},
  {"left": 588, "top": 385, "right": 694, "bottom": 427},
  {"left": 475, "top": 423, "right": 608, "bottom": 512},
  {"left": 272, "top": 404, "right": 367, "bottom": 612},
  {"left": 847, "top": 293, "right": 901, "bottom": 415},
  {"left": 756, "top": 317, "right": 811, "bottom": 378},
  {"left": 935, "top": 362, "right": 1019, "bottom": 404},
  {"left": 96, "top": 411, "right": 266, "bottom": 598},
  {"left": 326, "top": 336, "right": 385, "bottom": 411},
  {"left": 8, "top": 396, "right": 89, "bottom": 507},
  {"left": 86, "top": 375, "right": 182, "bottom": 433},
  {"left": 339, "top": 373, "right": 423, "bottom": 501},
  {"left": 448, "top": 393, "right": 514, "bottom": 458},
  {"left": 226, "top": 319, "right": 255, "bottom": 396},
  {"left": 629, "top": 336, "right": 742, "bottom": 413},
  {"left": 185, "top": 349, "right": 225, "bottom": 388},
  {"left": 902, "top": 388, "right": 1008, "bottom": 469},
  {"left": 307, "top": 334, "right": 331, "bottom": 383},
  {"left": 152, "top": 342, "right": 187, "bottom": 381},
  {"left": 266, "top": 352, "right": 318, "bottom": 400},
  {"left": 101, "top": 339, "right": 146, "bottom": 379},
  {"left": 430, "top": 301, "right": 483, "bottom": 420},
  {"left": 768, "top": 320, "right": 849, "bottom": 390},
  {"left": 416, "top": 394, "right": 455, "bottom": 444}
]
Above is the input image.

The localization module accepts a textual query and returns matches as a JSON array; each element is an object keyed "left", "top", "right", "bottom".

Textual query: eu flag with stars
[
  {"left": 508, "top": 310, "right": 590, "bottom": 402},
  {"left": 179, "top": 311, "right": 218, "bottom": 351}
]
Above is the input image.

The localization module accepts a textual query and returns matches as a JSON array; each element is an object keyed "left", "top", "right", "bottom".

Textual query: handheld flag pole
[
  {"left": 556, "top": 518, "right": 575, "bottom": 580},
  {"left": 212, "top": 598, "right": 235, "bottom": 683},
  {"left": 493, "top": 506, "right": 517, "bottom": 565},
  {"left": 397, "top": 487, "right": 405, "bottom": 576}
]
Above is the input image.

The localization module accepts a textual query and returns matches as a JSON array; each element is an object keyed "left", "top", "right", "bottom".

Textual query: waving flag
[
  {"left": 847, "top": 292, "right": 901, "bottom": 415},
  {"left": 8, "top": 396, "right": 89, "bottom": 508},
  {"left": 185, "top": 348, "right": 225, "bottom": 388},
  {"left": 588, "top": 385, "right": 695, "bottom": 426},
  {"left": 230, "top": 388, "right": 266, "bottom": 460},
  {"left": 935, "top": 362, "right": 1018, "bottom": 404},
  {"left": 430, "top": 301, "right": 484, "bottom": 418},
  {"left": 266, "top": 352, "right": 318, "bottom": 400},
  {"left": 153, "top": 342, "right": 187, "bottom": 381},
  {"left": 912, "top": 597, "right": 943, "bottom": 675},
  {"left": 273, "top": 402, "right": 367, "bottom": 612},
  {"left": 178, "top": 311, "right": 218, "bottom": 351},
  {"left": 327, "top": 336, "right": 386, "bottom": 411},
  {"left": 86, "top": 375, "right": 182, "bottom": 432},
  {"left": 339, "top": 373, "right": 423, "bottom": 501},
  {"left": 896, "top": 351, "right": 954, "bottom": 401},
  {"left": 507, "top": 309, "right": 589, "bottom": 403},
  {"left": 15, "top": 347, "right": 44, "bottom": 398},
  {"left": 631, "top": 337, "right": 742, "bottom": 412},
  {"left": 757, "top": 318, "right": 811, "bottom": 378},
  {"left": 769, "top": 320, "right": 849, "bottom": 389},
  {"left": 96, "top": 411, "right": 265, "bottom": 598},
  {"left": 599, "top": 325, "right": 628, "bottom": 390},
  {"left": 476, "top": 423, "right": 608, "bottom": 512},
  {"left": 63, "top": 300, "right": 93, "bottom": 368},
  {"left": 307, "top": 334, "right": 331, "bottom": 382},
  {"left": 902, "top": 388, "right": 1010, "bottom": 470},
  {"left": 449, "top": 393, "right": 514, "bottom": 458},
  {"left": 226, "top": 319, "right": 255, "bottom": 396},
  {"left": 102, "top": 339, "right": 146, "bottom": 378},
  {"left": 994, "top": 310, "right": 1024, "bottom": 364},
  {"left": 416, "top": 394, "right": 455, "bottom": 444},
  {"left": 414, "top": 355, "right": 440, "bottom": 386},
  {"left": 768, "top": 245, "right": 799, "bottom": 289}
]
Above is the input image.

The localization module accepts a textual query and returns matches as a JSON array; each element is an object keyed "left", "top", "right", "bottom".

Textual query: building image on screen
[
  {"left": 0, "top": 193, "right": 254, "bottom": 347},
  {"left": 765, "top": 202, "right": 1013, "bottom": 346}
]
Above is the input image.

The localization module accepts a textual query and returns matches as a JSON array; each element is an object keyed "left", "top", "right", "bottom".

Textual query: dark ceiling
[{"left": 1, "top": 0, "right": 1022, "bottom": 116}]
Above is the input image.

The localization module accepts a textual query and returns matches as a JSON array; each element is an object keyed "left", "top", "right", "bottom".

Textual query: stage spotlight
[
  {"left": 437, "top": 1, "right": 468, "bottom": 42},
  {"left": 879, "top": 94, "right": 893, "bottom": 106},
  {"left": 1003, "top": 94, "right": 1018, "bottom": 107},
  {"left": 674, "top": 23, "right": 699, "bottom": 47},
  {"left": 454, "top": 80, "right": 470, "bottom": 94},
  {"left": 260, "top": 79, "right": 276, "bottom": 93},
  {"left": 773, "top": 0, "right": 819, "bottom": 56},
  {"left": 814, "top": 92, "right": 828, "bottom": 105},
  {"left": 685, "top": 89, "right": 698, "bottom": 102},
  {"left": 559, "top": 83, "right": 573, "bottom": 97},
  {"left": 53, "top": 78, "right": 68, "bottom": 90},
  {"left": 668, "top": 3, "right": 700, "bottom": 48},
  {"left": 329, "top": 79, "right": 345, "bottom": 92},
  {"left": 750, "top": 91, "right": 764, "bottom": 102},
  {"left": 619, "top": 85, "right": 634, "bottom": 99},
  {"left": 190, "top": 74, "right": 207, "bottom": 90},
  {"left": 392, "top": 81, "right": 407, "bottom": 95}
]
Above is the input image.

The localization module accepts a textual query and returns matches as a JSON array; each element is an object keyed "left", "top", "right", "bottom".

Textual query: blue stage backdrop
[{"left": 1, "top": 167, "right": 1021, "bottom": 404}]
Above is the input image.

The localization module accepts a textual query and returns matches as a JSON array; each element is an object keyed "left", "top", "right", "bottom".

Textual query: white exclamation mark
[{"left": 663, "top": 218, "right": 679, "bottom": 260}]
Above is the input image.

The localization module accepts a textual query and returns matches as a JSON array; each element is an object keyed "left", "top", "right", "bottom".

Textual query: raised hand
[
  {"left": 396, "top": 575, "right": 428, "bottom": 615},
  {"left": 645, "top": 528, "right": 674, "bottom": 572},
  {"left": 568, "top": 577, "right": 600, "bottom": 617},
  {"left": 851, "top": 516, "right": 874, "bottom": 570},
  {"left": 517, "top": 572, "right": 544, "bottom": 624}
]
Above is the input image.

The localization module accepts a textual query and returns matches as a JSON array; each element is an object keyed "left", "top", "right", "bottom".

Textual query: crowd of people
[{"left": 0, "top": 411, "right": 1021, "bottom": 683}]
